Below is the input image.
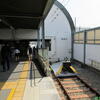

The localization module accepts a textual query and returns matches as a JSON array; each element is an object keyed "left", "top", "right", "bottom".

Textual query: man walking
[
  {"left": 27, "top": 45, "right": 33, "bottom": 61},
  {"left": 1, "top": 44, "right": 10, "bottom": 72}
]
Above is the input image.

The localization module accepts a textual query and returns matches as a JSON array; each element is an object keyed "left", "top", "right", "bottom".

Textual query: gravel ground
[{"left": 73, "top": 63, "right": 100, "bottom": 94}]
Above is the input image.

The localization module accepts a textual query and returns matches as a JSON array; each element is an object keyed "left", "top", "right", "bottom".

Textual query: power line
[{"left": 63, "top": 0, "right": 71, "bottom": 7}]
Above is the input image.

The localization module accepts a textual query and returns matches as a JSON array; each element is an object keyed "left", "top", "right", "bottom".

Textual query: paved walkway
[
  {"left": 0, "top": 61, "right": 29, "bottom": 100},
  {"left": 0, "top": 61, "right": 60, "bottom": 100},
  {"left": 23, "top": 61, "right": 60, "bottom": 100},
  {"left": 23, "top": 77, "right": 60, "bottom": 100}
]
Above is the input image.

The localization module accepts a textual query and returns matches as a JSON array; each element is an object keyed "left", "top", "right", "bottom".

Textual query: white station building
[{"left": 44, "top": 1, "right": 75, "bottom": 62}]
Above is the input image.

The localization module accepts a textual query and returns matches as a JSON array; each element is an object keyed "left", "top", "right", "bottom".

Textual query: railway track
[{"left": 52, "top": 73, "right": 100, "bottom": 100}]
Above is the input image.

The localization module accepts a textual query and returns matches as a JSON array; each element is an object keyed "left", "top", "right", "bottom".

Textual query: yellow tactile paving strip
[
  {"left": 0, "top": 61, "right": 29, "bottom": 100},
  {"left": 0, "top": 82, "right": 17, "bottom": 90},
  {"left": 7, "top": 88, "right": 15, "bottom": 100},
  {"left": 12, "top": 61, "right": 29, "bottom": 100}
]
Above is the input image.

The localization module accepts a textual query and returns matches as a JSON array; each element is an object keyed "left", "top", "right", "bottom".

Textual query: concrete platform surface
[
  {"left": 0, "top": 61, "right": 61, "bottom": 100},
  {"left": 0, "top": 61, "right": 29, "bottom": 100},
  {"left": 23, "top": 77, "right": 61, "bottom": 100}
]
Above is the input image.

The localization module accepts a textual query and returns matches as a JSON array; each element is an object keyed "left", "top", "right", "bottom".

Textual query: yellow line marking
[
  {"left": 56, "top": 66, "right": 63, "bottom": 75},
  {"left": 0, "top": 61, "right": 29, "bottom": 100},
  {"left": 0, "top": 82, "right": 17, "bottom": 90},
  {"left": 12, "top": 61, "right": 29, "bottom": 100},
  {"left": 70, "top": 66, "right": 78, "bottom": 73},
  {"left": 7, "top": 88, "right": 15, "bottom": 100}
]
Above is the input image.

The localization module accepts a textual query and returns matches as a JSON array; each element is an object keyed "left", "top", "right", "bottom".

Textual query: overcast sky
[{"left": 58, "top": 0, "right": 100, "bottom": 28}]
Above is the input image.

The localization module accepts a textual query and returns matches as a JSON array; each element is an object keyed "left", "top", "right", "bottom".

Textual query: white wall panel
[
  {"left": 74, "top": 44, "right": 84, "bottom": 62},
  {"left": 86, "top": 44, "right": 100, "bottom": 65},
  {"left": 45, "top": 36, "right": 57, "bottom": 62},
  {"left": 45, "top": 4, "right": 72, "bottom": 61}
]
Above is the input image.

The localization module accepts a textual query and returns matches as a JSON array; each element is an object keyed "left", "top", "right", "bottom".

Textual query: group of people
[
  {"left": 27, "top": 46, "right": 37, "bottom": 61},
  {"left": 0, "top": 43, "right": 37, "bottom": 72},
  {"left": 0, "top": 44, "right": 20, "bottom": 72}
]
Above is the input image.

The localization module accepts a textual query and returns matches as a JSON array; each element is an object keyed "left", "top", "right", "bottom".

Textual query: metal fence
[
  {"left": 73, "top": 27, "right": 100, "bottom": 71},
  {"left": 74, "top": 27, "right": 100, "bottom": 44}
]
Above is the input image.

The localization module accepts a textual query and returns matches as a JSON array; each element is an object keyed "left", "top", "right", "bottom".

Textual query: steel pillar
[
  {"left": 84, "top": 31, "right": 86, "bottom": 65},
  {"left": 42, "top": 20, "right": 45, "bottom": 49},
  {"left": 37, "top": 29, "right": 40, "bottom": 51},
  {"left": 71, "top": 31, "right": 74, "bottom": 60}
]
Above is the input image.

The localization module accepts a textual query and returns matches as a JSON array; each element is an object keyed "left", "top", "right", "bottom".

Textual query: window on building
[
  {"left": 78, "top": 32, "right": 84, "bottom": 43},
  {"left": 74, "top": 33, "right": 78, "bottom": 40},
  {"left": 45, "top": 41, "right": 51, "bottom": 51},
  {"left": 86, "top": 30, "right": 95, "bottom": 44},
  {"left": 74, "top": 33, "right": 79, "bottom": 43},
  {"left": 74, "top": 28, "right": 100, "bottom": 44},
  {"left": 74, "top": 32, "right": 84, "bottom": 44},
  {"left": 95, "top": 29, "right": 100, "bottom": 44}
]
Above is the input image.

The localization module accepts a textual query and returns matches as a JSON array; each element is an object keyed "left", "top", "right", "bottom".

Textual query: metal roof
[
  {"left": 55, "top": 1, "right": 75, "bottom": 33},
  {"left": 0, "top": 0, "right": 55, "bottom": 29}
]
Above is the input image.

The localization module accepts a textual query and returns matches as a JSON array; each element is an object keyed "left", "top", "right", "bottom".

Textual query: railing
[{"left": 74, "top": 27, "right": 100, "bottom": 44}]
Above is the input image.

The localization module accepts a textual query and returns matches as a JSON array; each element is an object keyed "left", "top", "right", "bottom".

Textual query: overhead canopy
[{"left": 0, "top": 0, "right": 55, "bottom": 29}]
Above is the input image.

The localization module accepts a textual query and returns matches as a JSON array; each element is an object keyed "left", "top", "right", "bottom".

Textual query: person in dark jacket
[
  {"left": 32, "top": 46, "right": 37, "bottom": 61},
  {"left": 27, "top": 46, "right": 32, "bottom": 61},
  {"left": 1, "top": 44, "right": 11, "bottom": 72}
]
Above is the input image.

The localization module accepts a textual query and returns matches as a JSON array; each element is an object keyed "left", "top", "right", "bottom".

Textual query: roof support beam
[
  {"left": 0, "top": 18, "right": 16, "bottom": 40},
  {"left": 38, "top": 0, "right": 55, "bottom": 28},
  {"left": 0, "top": 18, "right": 14, "bottom": 29},
  {"left": 11, "top": 28, "right": 16, "bottom": 40},
  {"left": 37, "top": 29, "right": 40, "bottom": 50},
  {"left": 43, "top": 0, "right": 55, "bottom": 20},
  {"left": 0, "top": 15, "right": 42, "bottom": 19}
]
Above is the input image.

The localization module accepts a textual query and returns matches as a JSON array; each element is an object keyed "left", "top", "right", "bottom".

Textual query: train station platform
[{"left": 0, "top": 61, "right": 60, "bottom": 100}]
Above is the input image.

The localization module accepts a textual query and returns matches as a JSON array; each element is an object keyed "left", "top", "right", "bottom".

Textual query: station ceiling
[{"left": 0, "top": 0, "right": 55, "bottom": 29}]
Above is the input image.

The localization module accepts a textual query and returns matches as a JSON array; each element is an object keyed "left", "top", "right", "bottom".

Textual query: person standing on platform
[
  {"left": 32, "top": 46, "right": 36, "bottom": 60},
  {"left": 1, "top": 44, "right": 11, "bottom": 72},
  {"left": 15, "top": 48, "right": 20, "bottom": 61},
  {"left": 27, "top": 45, "right": 33, "bottom": 61}
]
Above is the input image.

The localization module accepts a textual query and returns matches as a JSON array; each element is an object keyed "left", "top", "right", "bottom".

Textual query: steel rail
[{"left": 51, "top": 71, "right": 100, "bottom": 100}]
